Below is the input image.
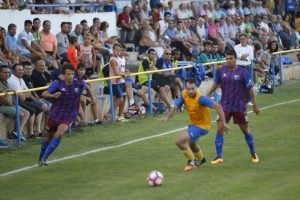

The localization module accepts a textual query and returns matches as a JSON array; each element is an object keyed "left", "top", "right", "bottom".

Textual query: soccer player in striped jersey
[
  {"left": 38, "top": 63, "right": 88, "bottom": 166},
  {"left": 208, "top": 48, "right": 260, "bottom": 164},
  {"left": 159, "top": 78, "right": 229, "bottom": 172}
]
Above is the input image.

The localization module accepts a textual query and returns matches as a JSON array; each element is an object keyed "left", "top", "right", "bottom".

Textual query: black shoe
[
  {"left": 94, "top": 120, "right": 103, "bottom": 125},
  {"left": 195, "top": 157, "right": 206, "bottom": 166},
  {"left": 11, "top": 130, "right": 26, "bottom": 141}
]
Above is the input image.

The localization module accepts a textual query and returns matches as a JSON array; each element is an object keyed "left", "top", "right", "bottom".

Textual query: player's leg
[
  {"left": 189, "top": 126, "right": 209, "bottom": 166},
  {"left": 211, "top": 112, "right": 231, "bottom": 164},
  {"left": 175, "top": 131, "right": 195, "bottom": 171},
  {"left": 234, "top": 112, "right": 259, "bottom": 163},
  {"left": 40, "top": 123, "right": 69, "bottom": 165}
]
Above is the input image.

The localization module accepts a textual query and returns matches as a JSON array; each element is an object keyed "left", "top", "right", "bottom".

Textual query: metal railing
[{"left": 1, "top": 49, "right": 299, "bottom": 145}]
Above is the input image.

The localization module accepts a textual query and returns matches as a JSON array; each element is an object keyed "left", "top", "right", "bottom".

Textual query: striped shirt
[
  {"left": 48, "top": 79, "right": 87, "bottom": 122},
  {"left": 215, "top": 65, "right": 253, "bottom": 112}
]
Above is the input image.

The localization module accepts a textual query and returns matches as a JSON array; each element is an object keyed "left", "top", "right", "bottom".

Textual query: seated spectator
[
  {"left": 80, "top": 20, "right": 89, "bottom": 36},
  {"left": 253, "top": 42, "right": 271, "bottom": 83},
  {"left": 139, "top": 29, "right": 164, "bottom": 58},
  {"left": 70, "top": 24, "right": 84, "bottom": 45},
  {"left": 56, "top": 22, "right": 69, "bottom": 62},
  {"left": 40, "top": 20, "right": 59, "bottom": 69},
  {"left": 117, "top": 6, "right": 135, "bottom": 43},
  {"left": 8, "top": 64, "right": 44, "bottom": 139},
  {"left": 6, "top": 23, "right": 24, "bottom": 63},
  {"left": 52, "top": 0, "right": 70, "bottom": 14},
  {"left": 99, "top": 21, "right": 120, "bottom": 52},
  {"left": 31, "top": 59, "right": 52, "bottom": 98},
  {"left": 17, "top": 20, "right": 46, "bottom": 61},
  {"left": 137, "top": 48, "right": 172, "bottom": 111},
  {"left": 0, "top": 65, "right": 29, "bottom": 141},
  {"left": 32, "top": 18, "right": 42, "bottom": 44},
  {"left": 22, "top": 61, "right": 49, "bottom": 136},
  {"left": 155, "top": 49, "right": 183, "bottom": 99},
  {"left": 74, "top": 63, "right": 102, "bottom": 125}
]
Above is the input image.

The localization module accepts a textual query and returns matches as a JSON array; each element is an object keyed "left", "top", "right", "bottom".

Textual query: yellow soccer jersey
[{"left": 182, "top": 90, "right": 212, "bottom": 130}]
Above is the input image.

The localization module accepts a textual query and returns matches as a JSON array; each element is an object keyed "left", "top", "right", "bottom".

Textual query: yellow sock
[
  {"left": 184, "top": 148, "right": 195, "bottom": 160},
  {"left": 194, "top": 149, "right": 204, "bottom": 160}
]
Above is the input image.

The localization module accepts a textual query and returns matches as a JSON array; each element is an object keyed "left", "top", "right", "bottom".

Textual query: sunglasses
[{"left": 165, "top": 53, "right": 171, "bottom": 55}]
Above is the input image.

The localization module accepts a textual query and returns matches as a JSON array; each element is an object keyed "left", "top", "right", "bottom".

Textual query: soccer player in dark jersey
[
  {"left": 38, "top": 63, "right": 88, "bottom": 166},
  {"left": 207, "top": 48, "right": 260, "bottom": 164}
]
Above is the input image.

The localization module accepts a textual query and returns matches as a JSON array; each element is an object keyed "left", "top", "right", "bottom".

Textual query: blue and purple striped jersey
[
  {"left": 47, "top": 79, "right": 87, "bottom": 122},
  {"left": 214, "top": 65, "right": 253, "bottom": 112}
]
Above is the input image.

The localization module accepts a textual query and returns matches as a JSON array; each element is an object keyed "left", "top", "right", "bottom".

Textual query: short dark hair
[
  {"left": 185, "top": 77, "right": 197, "bottom": 85},
  {"left": 24, "top": 20, "right": 32, "bottom": 26},
  {"left": 43, "top": 20, "right": 50, "bottom": 26},
  {"left": 164, "top": 12, "right": 171, "bottom": 17},
  {"left": 80, "top": 19, "right": 87, "bottom": 24},
  {"left": 93, "top": 17, "right": 100, "bottom": 23},
  {"left": 11, "top": 63, "right": 23, "bottom": 71},
  {"left": 225, "top": 48, "right": 237, "bottom": 58},
  {"left": 147, "top": 48, "right": 156, "bottom": 54},
  {"left": 69, "top": 36, "right": 78, "bottom": 44},
  {"left": 8, "top": 23, "right": 16, "bottom": 30},
  {"left": 77, "top": 63, "right": 86, "bottom": 70},
  {"left": 33, "top": 18, "right": 40, "bottom": 23},
  {"left": 0, "top": 65, "right": 10, "bottom": 72},
  {"left": 62, "top": 63, "right": 74, "bottom": 74},
  {"left": 21, "top": 61, "right": 32, "bottom": 66}
]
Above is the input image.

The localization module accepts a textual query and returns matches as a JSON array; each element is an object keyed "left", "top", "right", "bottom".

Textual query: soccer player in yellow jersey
[{"left": 159, "top": 78, "right": 229, "bottom": 172}]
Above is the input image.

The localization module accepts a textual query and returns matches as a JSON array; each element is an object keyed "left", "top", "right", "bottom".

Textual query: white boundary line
[{"left": 1, "top": 98, "right": 300, "bottom": 178}]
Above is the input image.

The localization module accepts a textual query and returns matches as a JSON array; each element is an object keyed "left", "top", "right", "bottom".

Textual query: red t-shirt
[{"left": 67, "top": 46, "right": 79, "bottom": 69}]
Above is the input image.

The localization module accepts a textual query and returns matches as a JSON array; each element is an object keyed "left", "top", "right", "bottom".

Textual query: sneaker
[
  {"left": 0, "top": 140, "right": 9, "bottom": 149},
  {"left": 39, "top": 157, "right": 49, "bottom": 166},
  {"left": 195, "top": 157, "right": 207, "bottom": 167},
  {"left": 116, "top": 116, "right": 129, "bottom": 122},
  {"left": 184, "top": 160, "right": 196, "bottom": 172},
  {"left": 94, "top": 119, "right": 103, "bottom": 125},
  {"left": 251, "top": 153, "right": 259, "bottom": 163},
  {"left": 10, "top": 131, "right": 26, "bottom": 141},
  {"left": 247, "top": 102, "right": 253, "bottom": 106},
  {"left": 211, "top": 157, "right": 224, "bottom": 164}
]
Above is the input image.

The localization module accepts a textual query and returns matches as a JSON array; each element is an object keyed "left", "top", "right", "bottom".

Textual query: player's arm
[
  {"left": 158, "top": 95, "right": 183, "bottom": 122},
  {"left": 249, "top": 87, "right": 260, "bottom": 116},
  {"left": 199, "top": 96, "right": 229, "bottom": 133},
  {"left": 41, "top": 81, "right": 61, "bottom": 99},
  {"left": 207, "top": 82, "right": 219, "bottom": 97}
]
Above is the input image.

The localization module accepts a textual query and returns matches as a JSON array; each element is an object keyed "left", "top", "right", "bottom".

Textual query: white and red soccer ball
[{"left": 147, "top": 170, "right": 164, "bottom": 187}]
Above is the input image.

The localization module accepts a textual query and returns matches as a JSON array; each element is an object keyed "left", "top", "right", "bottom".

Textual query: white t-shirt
[
  {"left": 234, "top": 44, "right": 254, "bottom": 66},
  {"left": 17, "top": 31, "right": 35, "bottom": 55},
  {"left": 7, "top": 74, "right": 28, "bottom": 92}
]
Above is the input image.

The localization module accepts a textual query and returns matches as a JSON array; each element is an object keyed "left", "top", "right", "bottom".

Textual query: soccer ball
[{"left": 147, "top": 170, "right": 164, "bottom": 186}]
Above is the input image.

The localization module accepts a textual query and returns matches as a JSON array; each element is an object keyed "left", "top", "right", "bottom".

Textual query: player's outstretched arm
[
  {"left": 41, "top": 90, "right": 61, "bottom": 99},
  {"left": 157, "top": 106, "right": 178, "bottom": 122}
]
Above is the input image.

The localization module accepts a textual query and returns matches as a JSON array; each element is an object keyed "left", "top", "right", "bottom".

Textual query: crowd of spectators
[{"left": 0, "top": 0, "right": 300, "bottom": 148}]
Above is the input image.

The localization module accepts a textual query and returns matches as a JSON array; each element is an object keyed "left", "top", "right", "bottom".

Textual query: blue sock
[
  {"left": 39, "top": 138, "right": 49, "bottom": 159},
  {"left": 42, "top": 137, "right": 61, "bottom": 158},
  {"left": 215, "top": 134, "right": 224, "bottom": 158},
  {"left": 244, "top": 133, "right": 255, "bottom": 154}
]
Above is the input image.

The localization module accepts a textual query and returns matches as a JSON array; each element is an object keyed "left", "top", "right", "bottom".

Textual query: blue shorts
[
  {"left": 112, "top": 84, "right": 123, "bottom": 98},
  {"left": 187, "top": 125, "right": 209, "bottom": 142}
]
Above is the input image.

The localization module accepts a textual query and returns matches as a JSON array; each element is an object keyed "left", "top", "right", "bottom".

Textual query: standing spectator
[
  {"left": 67, "top": 36, "right": 80, "bottom": 70},
  {"left": 207, "top": 48, "right": 260, "bottom": 164},
  {"left": 79, "top": 33, "right": 97, "bottom": 75},
  {"left": 234, "top": 33, "right": 254, "bottom": 80}
]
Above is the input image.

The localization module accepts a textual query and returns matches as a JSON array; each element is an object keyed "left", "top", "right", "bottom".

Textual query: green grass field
[{"left": 1, "top": 80, "right": 300, "bottom": 200}]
